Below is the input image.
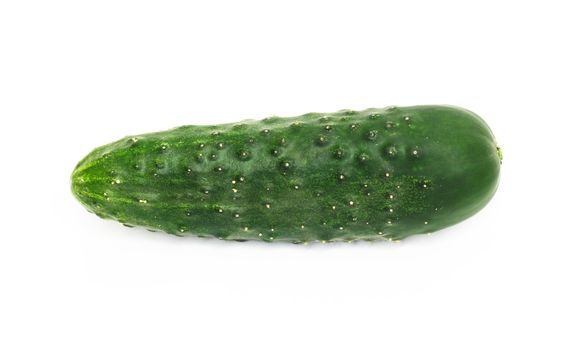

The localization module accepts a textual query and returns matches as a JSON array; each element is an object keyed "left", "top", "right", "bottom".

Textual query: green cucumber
[{"left": 71, "top": 105, "right": 501, "bottom": 242}]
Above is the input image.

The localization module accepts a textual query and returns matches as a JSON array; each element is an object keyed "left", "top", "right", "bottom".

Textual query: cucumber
[{"left": 71, "top": 105, "right": 501, "bottom": 242}]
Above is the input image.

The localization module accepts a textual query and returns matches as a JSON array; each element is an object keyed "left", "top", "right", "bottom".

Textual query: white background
[{"left": 1, "top": 1, "right": 567, "bottom": 349}]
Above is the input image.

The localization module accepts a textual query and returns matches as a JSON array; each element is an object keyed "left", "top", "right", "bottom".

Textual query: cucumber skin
[{"left": 71, "top": 105, "right": 501, "bottom": 242}]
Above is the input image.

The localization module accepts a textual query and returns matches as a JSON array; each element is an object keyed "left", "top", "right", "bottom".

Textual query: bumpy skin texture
[{"left": 71, "top": 105, "right": 501, "bottom": 242}]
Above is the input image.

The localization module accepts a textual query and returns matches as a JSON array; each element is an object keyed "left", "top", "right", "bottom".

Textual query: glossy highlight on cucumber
[{"left": 71, "top": 105, "right": 501, "bottom": 242}]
